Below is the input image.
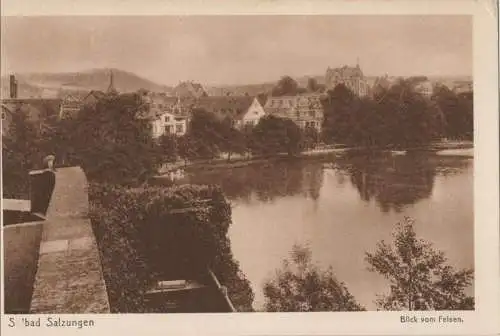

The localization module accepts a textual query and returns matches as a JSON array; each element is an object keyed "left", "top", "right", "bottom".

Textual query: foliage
[
  {"left": 365, "top": 216, "right": 474, "bottom": 310},
  {"left": 271, "top": 76, "right": 307, "bottom": 96},
  {"left": 263, "top": 244, "right": 365, "bottom": 312},
  {"left": 48, "top": 92, "right": 162, "bottom": 185},
  {"left": 432, "top": 85, "right": 473, "bottom": 140},
  {"left": 157, "top": 134, "right": 178, "bottom": 163},
  {"left": 2, "top": 106, "right": 41, "bottom": 198},
  {"left": 307, "top": 78, "right": 324, "bottom": 93},
  {"left": 250, "top": 115, "right": 303, "bottom": 157},
  {"left": 89, "top": 182, "right": 254, "bottom": 312},
  {"left": 179, "top": 108, "right": 226, "bottom": 160},
  {"left": 219, "top": 118, "right": 247, "bottom": 161},
  {"left": 321, "top": 84, "right": 359, "bottom": 144},
  {"left": 301, "top": 126, "right": 320, "bottom": 150},
  {"left": 322, "top": 80, "right": 446, "bottom": 149}
]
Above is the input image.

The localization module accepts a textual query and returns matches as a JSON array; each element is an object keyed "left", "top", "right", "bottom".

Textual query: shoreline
[{"left": 155, "top": 141, "right": 474, "bottom": 177}]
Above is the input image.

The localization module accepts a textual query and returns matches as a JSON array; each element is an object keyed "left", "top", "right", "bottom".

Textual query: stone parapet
[{"left": 29, "top": 167, "right": 110, "bottom": 313}]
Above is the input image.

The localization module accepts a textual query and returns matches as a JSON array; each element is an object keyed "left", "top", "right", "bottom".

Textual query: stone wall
[{"left": 29, "top": 167, "right": 110, "bottom": 313}]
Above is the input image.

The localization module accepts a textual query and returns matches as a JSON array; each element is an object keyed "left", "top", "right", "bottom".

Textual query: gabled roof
[
  {"left": 193, "top": 96, "right": 255, "bottom": 120},
  {"left": 84, "top": 90, "right": 106, "bottom": 101}
]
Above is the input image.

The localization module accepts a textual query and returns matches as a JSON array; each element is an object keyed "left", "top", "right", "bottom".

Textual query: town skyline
[{"left": 1, "top": 15, "right": 472, "bottom": 87}]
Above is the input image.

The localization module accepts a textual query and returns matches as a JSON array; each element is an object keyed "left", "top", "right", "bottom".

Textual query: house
[
  {"left": 150, "top": 111, "right": 188, "bottom": 138},
  {"left": 59, "top": 71, "right": 115, "bottom": 119},
  {"left": 59, "top": 90, "right": 106, "bottom": 119},
  {"left": 325, "top": 63, "right": 370, "bottom": 97},
  {"left": 192, "top": 96, "right": 266, "bottom": 129},
  {"left": 0, "top": 98, "right": 62, "bottom": 134},
  {"left": 145, "top": 94, "right": 193, "bottom": 118},
  {"left": 414, "top": 80, "right": 434, "bottom": 97},
  {"left": 143, "top": 95, "right": 188, "bottom": 138},
  {"left": 264, "top": 94, "right": 324, "bottom": 131},
  {"left": 452, "top": 80, "right": 473, "bottom": 94},
  {"left": 59, "top": 94, "right": 83, "bottom": 119}
]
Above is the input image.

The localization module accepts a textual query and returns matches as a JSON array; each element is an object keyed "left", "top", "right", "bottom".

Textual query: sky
[{"left": 1, "top": 15, "right": 472, "bottom": 86}]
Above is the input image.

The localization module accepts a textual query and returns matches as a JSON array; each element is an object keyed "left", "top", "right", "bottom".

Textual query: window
[
  {"left": 165, "top": 125, "right": 173, "bottom": 134},
  {"left": 165, "top": 115, "right": 171, "bottom": 123},
  {"left": 309, "top": 110, "right": 315, "bottom": 118},
  {"left": 305, "top": 121, "right": 316, "bottom": 128},
  {"left": 1, "top": 112, "right": 5, "bottom": 120},
  {"left": 176, "top": 124, "right": 183, "bottom": 133}
]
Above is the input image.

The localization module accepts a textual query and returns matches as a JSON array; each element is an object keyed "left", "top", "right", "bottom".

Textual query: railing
[{"left": 207, "top": 268, "right": 236, "bottom": 312}]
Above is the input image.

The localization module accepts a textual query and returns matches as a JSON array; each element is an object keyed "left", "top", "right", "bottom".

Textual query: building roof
[
  {"left": 264, "top": 94, "right": 324, "bottom": 117},
  {"left": 193, "top": 96, "right": 255, "bottom": 120},
  {"left": 0, "top": 98, "right": 62, "bottom": 122},
  {"left": 326, "top": 65, "right": 364, "bottom": 79},
  {"left": 141, "top": 95, "right": 259, "bottom": 121}
]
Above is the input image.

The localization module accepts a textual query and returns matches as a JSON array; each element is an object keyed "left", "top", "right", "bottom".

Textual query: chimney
[{"left": 9, "top": 75, "right": 18, "bottom": 99}]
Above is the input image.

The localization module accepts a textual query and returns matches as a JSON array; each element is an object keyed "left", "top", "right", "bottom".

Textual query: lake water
[{"left": 173, "top": 152, "right": 474, "bottom": 311}]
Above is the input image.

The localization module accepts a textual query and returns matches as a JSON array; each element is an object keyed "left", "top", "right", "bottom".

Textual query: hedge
[{"left": 89, "top": 182, "right": 254, "bottom": 312}]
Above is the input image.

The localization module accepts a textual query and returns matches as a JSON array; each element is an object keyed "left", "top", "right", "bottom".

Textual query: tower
[{"left": 107, "top": 70, "right": 117, "bottom": 94}]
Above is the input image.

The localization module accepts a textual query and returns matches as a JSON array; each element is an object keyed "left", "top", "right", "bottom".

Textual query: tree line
[
  {"left": 270, "top": 75, "right": 473, "bottom": 148},
  {"left": 321, "top": 79, "right": 472, "bottom": 148}
]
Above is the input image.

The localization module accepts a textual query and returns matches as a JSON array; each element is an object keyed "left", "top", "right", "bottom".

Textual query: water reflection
[
  {"left": 182, "top": 159, "right": 325, "bottom": 203},
  {"left": 334, "top": 153, "right": 436, "bottom": 213},
  {"left": 175, "top": 153, "right": 472, "bottom": 213}
]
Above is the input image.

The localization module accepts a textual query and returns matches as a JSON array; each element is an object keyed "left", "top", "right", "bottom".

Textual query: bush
[
  {"left": 89, "top": 182, "right": 254, "bottom": 312},
  {"left": 263, "top": 244, "right": 364, "bottom": 312}
]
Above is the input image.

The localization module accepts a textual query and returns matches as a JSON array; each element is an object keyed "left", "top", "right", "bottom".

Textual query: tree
[
  {"left": 157, "top": 134, "right": 178, "bottom": 163},
  {"left": 68, "top": 92, "right": 161, "bottom": 185},
  {"left": 182, "top": 108, "right": 225, "bottom": 160},
  {"left": 321, "top": 84, "right": 358, "bottom": 144},
  {"left": 218, "top": 117, "right": 247, "bottom": 162},
  {"left": 250, "top": 115, "right": 303, "bottom": 157},
  {"left": 301, "top": 126, "right": 320, "bottom": 150},
  {"left": 271, "top": 76, "right": 307, "bottom": 96},
  {"left": 263, "top": 244, "right": 364, "bottom": 312},
  {"left": 374, "top": 79, "right": 444, "bottom": 149},
  {"left": 432, "top": 85, "right": 473, "bottom": 140},
  {"left": 2, "top": 106, "right": 40, "bottom": 197},
  {"left": 365, "top": 216, "right": 474, "bottom": 310},
  {"left": 307, "top": 78, "right": 320, "bottom": 93}
]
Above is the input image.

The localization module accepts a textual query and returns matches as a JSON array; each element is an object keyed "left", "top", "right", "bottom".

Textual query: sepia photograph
[{"left": 1, "top": 1, "right": 498, "bottom": 335}]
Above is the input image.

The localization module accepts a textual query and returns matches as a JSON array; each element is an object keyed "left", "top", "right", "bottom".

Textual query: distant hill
[
  {"left": 1, "top": 67, "right": 471, "bottom": 99},
  {"left": 1, "top": 68, "right": 172, "bottom": 98}
]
